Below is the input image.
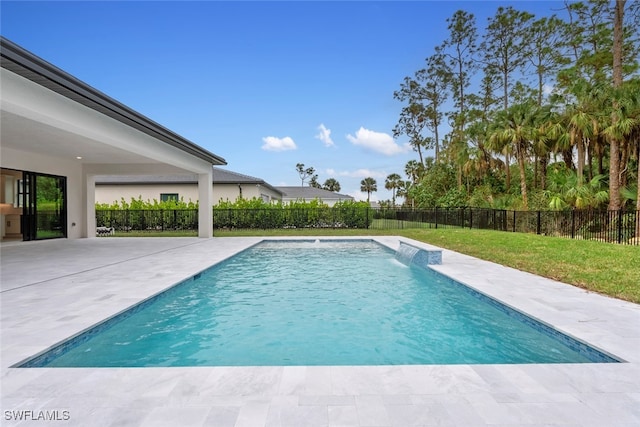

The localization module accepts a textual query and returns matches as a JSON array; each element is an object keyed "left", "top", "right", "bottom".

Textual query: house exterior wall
[
  {"left": 95, "top": 183, "right": 282, "bottom": 206},
  {"left": 96, "top": 184, "right": 199, "bottom": 205},
  {"left": 214, "top": 184, "right": 281, "bottom": 204}
]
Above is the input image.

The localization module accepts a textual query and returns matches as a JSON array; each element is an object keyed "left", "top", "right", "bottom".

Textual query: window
[{"left": 160, "top": 193, "right": 179, "bottom": 202}]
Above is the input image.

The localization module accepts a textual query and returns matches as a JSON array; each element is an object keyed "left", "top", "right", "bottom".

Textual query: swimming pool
[{"left": 18, "top": 239, "right": 619, "bottom": 367}]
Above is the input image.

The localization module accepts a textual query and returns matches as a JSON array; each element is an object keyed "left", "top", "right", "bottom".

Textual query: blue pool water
[{"left": 20, "top": 240, "right": 618, "bottom": 367}]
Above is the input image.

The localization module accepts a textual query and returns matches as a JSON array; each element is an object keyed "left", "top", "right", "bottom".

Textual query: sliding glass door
[{"left": 22, "top": 172, "right": 67, "bottom": 240}]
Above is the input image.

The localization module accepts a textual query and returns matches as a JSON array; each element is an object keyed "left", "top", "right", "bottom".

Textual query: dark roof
[
  {"left": 95, "top": 167, "right": 283, "bottom": 195},
  {"left": 213, "top": 168, "right": 282, "bottom": 194},
  {"left": 213, "top": 168, "right": 266, "bottom": 184},
  {"left": 276, "top": 186, "right": 354, "bottom": 201},
  {"left": 0, "top": 36, "right": 226, "bottom": 166}
]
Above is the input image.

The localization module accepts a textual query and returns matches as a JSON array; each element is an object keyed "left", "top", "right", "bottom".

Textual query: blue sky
[{"left": 1, "top": 1, "right": 562, "bottom": 202}]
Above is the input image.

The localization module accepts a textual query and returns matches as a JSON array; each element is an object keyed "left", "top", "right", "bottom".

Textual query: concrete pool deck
[{"left": 1, "top": 236, "right": 639, "bottom": 427}]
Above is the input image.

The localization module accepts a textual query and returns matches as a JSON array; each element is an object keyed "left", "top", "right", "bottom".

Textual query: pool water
[{"left": 21, "top": 240, "right": 617, "bottom": 367}]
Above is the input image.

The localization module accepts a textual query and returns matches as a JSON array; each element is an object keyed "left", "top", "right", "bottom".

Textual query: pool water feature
[
  {"left": 18, "top": 239, "right": 619, "bottom": 367},
  {"left": 395, "top": 242, "right": 420, "bottom": 265}
]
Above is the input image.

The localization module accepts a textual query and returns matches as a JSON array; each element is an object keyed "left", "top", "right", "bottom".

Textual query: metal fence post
[
  {"left": 617, "top": 209, "right": 624, "bottom": 244},
  {"left": 536, "top": 211, "right": 541, "bottom": 235}
]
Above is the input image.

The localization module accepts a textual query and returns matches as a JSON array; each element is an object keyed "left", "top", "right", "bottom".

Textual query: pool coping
[{"left": 1, "top": 236, "right": 639, "bottom": 426}]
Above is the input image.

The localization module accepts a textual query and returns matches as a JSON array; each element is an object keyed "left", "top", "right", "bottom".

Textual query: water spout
[{"left": 395, "top": 242, "right": 420, "bottom": 266}]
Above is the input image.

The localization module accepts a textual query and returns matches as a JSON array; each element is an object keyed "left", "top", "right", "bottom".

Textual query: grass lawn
[{"left": 212, "top": 228, "right": 640, "bottom": 304}]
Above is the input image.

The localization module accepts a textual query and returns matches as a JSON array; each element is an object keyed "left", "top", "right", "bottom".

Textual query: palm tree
[
  {"left": 488, "top": 101, "right": 547, "bottom": 210},
  {"left": 404, "top": 160, "right": 424, "bottom": 184},
  {"left": 308, "top": 174, "right": 321, "bottom": 188},
  {"left": 562, "top": 79, "right": 605, "bottom": 185},
  {"left": 604, "top": 80, "right": 640, "bottom": 216},
  {"left": 360, "top": 177, "right": 377, "bottom": 203},
  {"left": 545, "top": 169, "right": 609, "bottom": 210},
  {"left": 322, "top": 178, "right": 341, "bottom": 192},
  {"left": 396, "top": 180, "right": 412, "bottom": 207},
  {"left": 384, "top": 173, "right": 403, "bottom": 207}
]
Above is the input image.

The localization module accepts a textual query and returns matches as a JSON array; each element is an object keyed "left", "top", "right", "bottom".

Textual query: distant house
[
  {"left": 276, "top": 186, "right": 354, "bottom": 207},
  {"left": 95, "top": 167, "right": 283, "bottom": 205}
]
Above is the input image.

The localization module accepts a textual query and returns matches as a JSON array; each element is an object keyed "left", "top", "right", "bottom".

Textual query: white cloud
[
  {"left": 348, "top": 190, "right": 379, "bottom": 202},
  {"left": 315, "top": 124, "right": 334, "bottom": 147},
  {"left": 346, "top": 127, "right": 411, "bottom": 155},
  {"left": 543, "top": 83, "right": 554, "bottom": 96},
  {"left": 332, "top": 168, "right": 386, "bottom": 179},
  {"left": 261, "top": 136, "right": 297, "bottom": 151}
]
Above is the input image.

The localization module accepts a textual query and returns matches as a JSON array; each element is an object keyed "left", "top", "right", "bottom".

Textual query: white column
[
  {"left": 84, "top": 172, "right": 96, "bottom": 238},
  {"left": 198, "top": 170, "right": 213, "bottom": 238}
]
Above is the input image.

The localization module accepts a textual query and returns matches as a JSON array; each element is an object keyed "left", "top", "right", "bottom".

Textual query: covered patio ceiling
[{"left": 1, "top": 109, "right": 166, "bottom": 166}]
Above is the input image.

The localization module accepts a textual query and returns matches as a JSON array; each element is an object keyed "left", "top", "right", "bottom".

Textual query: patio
[{"left": 1, "top": 237, "right": 639, "bottom": 426}]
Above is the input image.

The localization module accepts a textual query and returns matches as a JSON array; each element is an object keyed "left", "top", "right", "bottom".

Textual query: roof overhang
[{"left": 1, "top": 36, "right": 226, "bottom": 173}]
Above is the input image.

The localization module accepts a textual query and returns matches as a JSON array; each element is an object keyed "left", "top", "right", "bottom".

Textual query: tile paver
[{"left": 1, "top": 236, "right": 639, "bottom": 426}]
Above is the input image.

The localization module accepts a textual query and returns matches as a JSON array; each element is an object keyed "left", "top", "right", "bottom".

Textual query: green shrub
[{"left": 212, "top": 198, "right": 371, "bottom": 229}]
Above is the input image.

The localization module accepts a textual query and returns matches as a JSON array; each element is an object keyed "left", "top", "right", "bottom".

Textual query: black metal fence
[
  {"left": 374, "top": 208, "right": 639, "bottom": 245},
  {"left": 95, "top": 207, "right": 640, "bottom": 245}
]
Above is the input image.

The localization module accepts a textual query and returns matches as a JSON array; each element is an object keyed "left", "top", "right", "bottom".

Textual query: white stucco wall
[
  {"left": 96, "top": 184, "right": 199, "bottom": 206},
  {"left": 96, "top": 183, "right": 282, "bottom": 206},
  {"left": 214, "top": 184, "right": 281, "bottom": 204}
]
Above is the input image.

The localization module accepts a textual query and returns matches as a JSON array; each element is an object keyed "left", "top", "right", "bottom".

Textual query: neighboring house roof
[
  {"left": 212, "top": 168, "right": 273, "bottom": 188},
  {"left": 0, "top": 36, "right": 226, "bottom": 166},
  {"left": 95, "top": 167, "right": 283, "bottom": 195},
  {"left": 276, "top": 186, "right": 354, "bottom": 201}
]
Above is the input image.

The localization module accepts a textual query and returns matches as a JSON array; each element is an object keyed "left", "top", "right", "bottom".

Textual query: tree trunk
[
  {"left": 576, "top": 137, "right": 585, "bottom": 185},
  {"left": 609, "top": 0, "right": 625, "bottom": 211},
  {"left": 534, "top": 154, "right": 539, "bottom": 189},
  {"left": 619, "top": 139, "right": 629, "bottom": 190},
  {"left": 435, "top": 127, "right": 440, "bottom": 162},
  {"left": 587, "top": 139, "right": 593, "bottom": 182},
  {"left": 540, "top": 154, "right": 548, "bottom": 190},
  {"left": 562, "top": 148, "right": 574, "bottom": 170},
  {"left": 416, "top": 141, "right": 424, "bottom": 166},
  {"left": 517, "top": 146, "right": 528, "bottom": 210},
  {"left": 596, "top": 136, "right": 605, "bottom": 175},
  {"left": 505, "top": 152, "right": 511, "bottom": 190}
]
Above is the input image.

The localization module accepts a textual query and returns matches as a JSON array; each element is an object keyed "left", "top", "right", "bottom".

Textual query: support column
[
  {"left": 198, "top": 170, "right": 213, "bottom": 238},
  {"left": 84, "top": 172, "right": 96, "bottom": 238}
]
